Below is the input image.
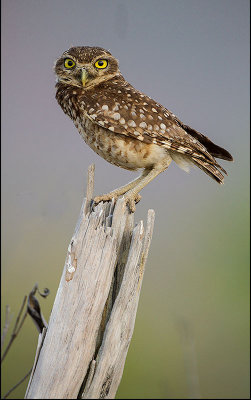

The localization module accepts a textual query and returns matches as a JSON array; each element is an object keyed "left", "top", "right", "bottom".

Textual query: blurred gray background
[{"left": 1, "top": 0, "right": 249, "bottom": 398}]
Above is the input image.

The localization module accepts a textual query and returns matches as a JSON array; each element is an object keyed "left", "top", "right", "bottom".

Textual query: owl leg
[
  {"left": 123, "top": 160, "right": 171, "bottom": 212},
  {"left": 94, "top": 159, "right": 170, "bottom": 212},
  {"left": 93, "top": 169, "right": 149, "bottom": 205}
]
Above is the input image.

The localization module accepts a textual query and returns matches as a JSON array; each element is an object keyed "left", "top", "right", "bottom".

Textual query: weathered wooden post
[{"left": 25, "top": 164, "right": 155, "bottom": 399}]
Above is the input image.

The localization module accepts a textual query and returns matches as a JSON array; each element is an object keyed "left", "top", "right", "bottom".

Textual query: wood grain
[{"left": 25, "top": 165, "right": 155, "bottom": 399}]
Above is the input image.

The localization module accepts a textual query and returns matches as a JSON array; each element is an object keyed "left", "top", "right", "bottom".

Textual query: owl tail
[{"left": 192, "top": 158, "right": 225, "bottom": 184}]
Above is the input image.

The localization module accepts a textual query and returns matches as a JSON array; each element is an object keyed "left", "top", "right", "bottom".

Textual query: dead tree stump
[{"left": 25, "top": 164, "right": 155, "bottom": 399}]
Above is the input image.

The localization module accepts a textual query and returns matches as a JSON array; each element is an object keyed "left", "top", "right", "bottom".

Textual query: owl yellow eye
[
  {"left": 94, "top": 59, "right": 108, "bottom": 69},
  {"left": 64, "top": 58, "right": 76, "bottom": 69}
]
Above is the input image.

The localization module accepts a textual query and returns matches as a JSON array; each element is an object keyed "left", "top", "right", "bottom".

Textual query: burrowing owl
[{"left": 54, "top": 46, "right": 233, "bottom": 212}]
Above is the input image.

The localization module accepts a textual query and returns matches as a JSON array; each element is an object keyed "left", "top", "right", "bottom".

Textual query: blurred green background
[{"left": 1, "top": 0, "right": 249, "bottom": 398}]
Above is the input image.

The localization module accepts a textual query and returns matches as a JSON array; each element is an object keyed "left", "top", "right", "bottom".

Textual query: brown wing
[
  {"left": 173, "top": 119, "right": 233, "bottom": 161},
  {"left": 79, "top": 76, "right": 229, "bottom": 174}
]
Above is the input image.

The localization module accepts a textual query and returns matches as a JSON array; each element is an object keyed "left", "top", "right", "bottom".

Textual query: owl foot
[
  {"left": 123, "top": 192, "right": 142, "bottom": 213},
  {"left": 94, "top": 194, "right": 118, "bottom": 204},
  {"left": 93, "top": 192, "right": 141, "bottom": 213}
]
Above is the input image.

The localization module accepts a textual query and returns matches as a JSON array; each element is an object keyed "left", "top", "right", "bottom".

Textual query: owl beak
[{"left": 81, "top": 68, "right": 88, "bottom": 86}]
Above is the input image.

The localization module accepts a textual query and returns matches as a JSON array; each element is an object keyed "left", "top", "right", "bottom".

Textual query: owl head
[{"left": 54, "top": 46, "right": 120, "bottom": 89}]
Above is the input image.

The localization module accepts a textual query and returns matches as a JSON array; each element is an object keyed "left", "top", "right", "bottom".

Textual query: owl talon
[
  {"left": 134, "top": 194, "right": 142, "bottom": 204},
  {"left": 123, "top": 193, "right": 141, "bottom": 213}
]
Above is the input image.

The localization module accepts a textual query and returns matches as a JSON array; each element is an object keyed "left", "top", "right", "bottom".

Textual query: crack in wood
[{"left": 25, "top": 166, "right": 155, "bottom": 400}]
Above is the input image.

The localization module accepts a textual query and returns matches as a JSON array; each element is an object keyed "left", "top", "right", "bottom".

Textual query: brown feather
[
  {"left": 54, "top": 46, "right": 233, "bottom": 187},
  {"left": 177, "top": 122, "right": 233, "bottom": 161},
  {"left": 192, "top": 158, "right": 224, "bottom": 184}
]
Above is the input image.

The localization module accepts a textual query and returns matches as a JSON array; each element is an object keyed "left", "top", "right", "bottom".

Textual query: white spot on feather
[
  {"left": 113, "top": 113, "right": 120, "bottom": 120},
  {"left": 128, "top": 120, "right": 136, "bottom": 127}
]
